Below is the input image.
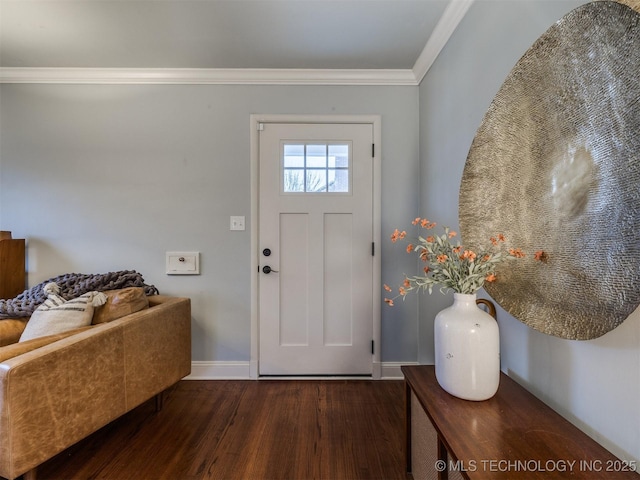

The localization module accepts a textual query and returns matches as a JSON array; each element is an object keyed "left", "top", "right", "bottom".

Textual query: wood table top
[{"left": 403, "top": 365, "right": 638, "bottom": 479}]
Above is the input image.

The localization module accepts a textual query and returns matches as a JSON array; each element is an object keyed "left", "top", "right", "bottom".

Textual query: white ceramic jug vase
[{"left": 434, "top": 293, "right": 500, "bottom": 401}]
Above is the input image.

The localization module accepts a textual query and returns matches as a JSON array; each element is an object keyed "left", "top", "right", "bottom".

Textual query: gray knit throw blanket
[{"left": 0, "top": 270, "right": 159, "bottom": 318}]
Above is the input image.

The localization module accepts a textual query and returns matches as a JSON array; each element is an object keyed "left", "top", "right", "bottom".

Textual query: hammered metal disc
[{"left": 458, "top": 1, "right": 640, "bottom": 340}]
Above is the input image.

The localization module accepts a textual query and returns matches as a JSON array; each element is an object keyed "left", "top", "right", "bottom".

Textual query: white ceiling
[{"left": 0, "top": 0, "right": 473, "bottom": 84}]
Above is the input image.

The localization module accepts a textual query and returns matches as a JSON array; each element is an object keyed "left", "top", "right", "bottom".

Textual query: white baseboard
[
  {"left": 186, "top": 361, "right": 252, "bottom": 380},
  {"left": 184, "top": 361, "right": 418, "bottom": 380},
  {"left": 380, "top": 362, "right": 419, "bottom": 379}
]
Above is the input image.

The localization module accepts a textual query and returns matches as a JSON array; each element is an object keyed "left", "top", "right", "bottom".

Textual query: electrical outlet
[{"left": 230, "top": 216, "right": 245, "bottom": 231}]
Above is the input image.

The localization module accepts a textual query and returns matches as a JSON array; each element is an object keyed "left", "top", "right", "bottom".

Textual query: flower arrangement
[{"left": 384, "top": 217, "right": 544, "bottom": 305}]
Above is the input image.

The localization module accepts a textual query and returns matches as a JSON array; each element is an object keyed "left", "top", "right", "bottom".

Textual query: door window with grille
[{"left": 282, "top": 143, "right": 350, "bottom": 193}]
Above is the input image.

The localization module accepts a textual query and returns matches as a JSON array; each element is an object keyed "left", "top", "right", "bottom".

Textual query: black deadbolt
[{"left": 263, "top": 248, "right": 271, "bottom": 257}]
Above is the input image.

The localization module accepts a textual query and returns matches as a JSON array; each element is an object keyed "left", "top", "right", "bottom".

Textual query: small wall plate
[{"left": 166, "top": 251, "right": 200, "bottom": 275}]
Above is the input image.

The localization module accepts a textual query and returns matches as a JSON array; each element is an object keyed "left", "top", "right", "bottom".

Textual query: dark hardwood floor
[{"left": 37, "top": 380, "right": 408, "bottom": 480}]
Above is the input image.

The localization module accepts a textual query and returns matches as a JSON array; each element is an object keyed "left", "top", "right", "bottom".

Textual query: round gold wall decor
[{"left": 459, "top": 1, "right": 640, "bottom": 340}]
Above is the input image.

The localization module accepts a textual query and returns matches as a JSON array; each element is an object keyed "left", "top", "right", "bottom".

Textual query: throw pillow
[
  {"left": 91, "top": 287, "right": 149, "bottom": 324},
  {"left": 19, "top": 282, "right": 107, "bottom": 342}
]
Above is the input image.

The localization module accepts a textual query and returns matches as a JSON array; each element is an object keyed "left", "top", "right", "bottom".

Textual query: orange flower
[
  {"left": 426, "top": 236, "right": 435, "bottom": 243},
  {"left": 403, "top": 278, "right": 411, "bottom": 288},
  {"left": 406, "top": 244, "right": 414, "bottom": 253},
  {"left": 423, "top": 266, "right": 430, "bottom": 274},
  {"left": 420, "top": 218, "right": 429, "bottom": 228},
  {"left": 534, "top": 250, "right": 548, "bottom": 263},
  {"left": 383, "top": 284, "right": 392, "bottom": 292},
  {"left": 399, "top": 287, "right": 407, "bottom": 296},
  {"left": 384, "top": 298, "right": 394, "bottom": 306},
  {"left": 452, "top": 246, "right": 462, "bottom": 254},
  {"left": 448, "top": 230, "right": 457, "bottom": 238},
  {"left": 491, "top": 234, "right": 506, "bottom": 245},
  {"left": 509, "top": 248, "right": 525, "bottom": 258},
  {"left": 412, "top": 217, "right": 421, "bottom": 225},
  {"left": 461, "top": 250, "right": 477, "bottom": 261},
  {"left": 485, "top": 273, "right": 497, "bottom": 283},
  {"left": 390, "top": 229, "right": 407, "bottom": 242},
  {"left": 483, "top": 254, "right": 491, "bottom": 261},
  {"left": 437, "top": 254, "right": 448, "bottom": 263}
]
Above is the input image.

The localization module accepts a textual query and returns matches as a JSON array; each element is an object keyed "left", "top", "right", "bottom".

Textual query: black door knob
[{"left": 263, "top": 265, "right": 277, "bottom": 274}]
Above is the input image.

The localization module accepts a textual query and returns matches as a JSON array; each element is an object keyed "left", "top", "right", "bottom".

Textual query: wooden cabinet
[
  {"left": 403, "top": 365, "right": 638, "bottom": 479},
  {"left": 0, "top": 232, "right": 25, "bottom": 299}
]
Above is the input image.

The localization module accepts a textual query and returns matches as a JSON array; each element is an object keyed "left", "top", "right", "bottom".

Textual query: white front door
[{"left": 258, "top": 122, "right": 375, "bottom": 375}]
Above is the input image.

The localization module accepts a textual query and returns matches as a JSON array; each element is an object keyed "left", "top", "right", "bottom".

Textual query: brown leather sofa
[{"left": 0, "top": 295, "right": 191, "bottom": 480}]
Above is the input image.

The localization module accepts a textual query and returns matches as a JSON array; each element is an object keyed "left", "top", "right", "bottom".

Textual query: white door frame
[{"left": 250, "top": 114, "right": 382, "bottom": 379}]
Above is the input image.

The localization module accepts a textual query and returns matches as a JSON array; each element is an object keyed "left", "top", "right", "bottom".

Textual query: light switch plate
[
  {"left": 230, "top": 216, "right": 245, "bottom": 231},
  {"left": 166, "top": 251, "right": 200, "bottom": 275}
]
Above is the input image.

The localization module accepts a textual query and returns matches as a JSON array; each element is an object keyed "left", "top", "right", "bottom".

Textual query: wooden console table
[{"left": 403, "top": 365, "right": 638, "bottom": 479}]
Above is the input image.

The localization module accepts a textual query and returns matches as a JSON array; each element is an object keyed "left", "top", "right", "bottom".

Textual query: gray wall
[
  {"left": 419, "top": 0, "right": 639, "bottom": 465},
  {"left": 0, "top": 84, "right": 420, "bottom": 363}
]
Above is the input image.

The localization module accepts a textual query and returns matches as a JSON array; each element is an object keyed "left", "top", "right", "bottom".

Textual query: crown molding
[
  {"left": 0, "top": 0, "right": 472, "bottom": 86},
  {"left": 0, "top": 67, "right": 419, "bottom": 86},
  {"left": 413, "top": 0, "right": 475, "bottom": 83}
]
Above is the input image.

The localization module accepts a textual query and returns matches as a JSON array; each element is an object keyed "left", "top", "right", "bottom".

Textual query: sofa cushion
[
  {"left": 19, "top": 283, "right": 107, "bottom": 342},
  {"left": 92, "top": 287, "right": 149, "bottom": 324},
  {"left": 0, "top": 319, "right": 29, "bottom": 347}
]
